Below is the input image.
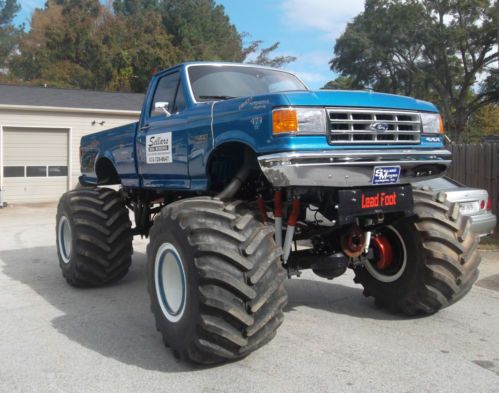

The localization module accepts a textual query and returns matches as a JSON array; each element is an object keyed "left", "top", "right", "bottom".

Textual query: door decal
[{"left": 146, "top": 132, "right": 172, "bottom": 164}]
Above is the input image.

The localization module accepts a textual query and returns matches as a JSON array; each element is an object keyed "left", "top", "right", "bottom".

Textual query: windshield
[{"left": 187, "top": 65, "right": 308, "bottom": 101}]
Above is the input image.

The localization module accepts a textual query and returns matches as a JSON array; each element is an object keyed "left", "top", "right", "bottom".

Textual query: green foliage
[
  {"left": 243, "top": 40, "right": 296, "bottom": 68},
  {"left": 330, "top": 0, "right": 499, "bottom": 139},
  {"left": 322, "top": 76, "right": 355, "bottom": 90},
  {"left": 112, "top": 0, "right": 159, "bottom": 15},
  {"left": 0, "top": 0, "right": 18, "bottom": 25},
  {"left": 114, "top": 0, "right": 243, "bottom": 62},
  {"left": 8, "top": 0, "right": 179, "bottom": 91},
  {"left": 104, "top": 5, "right": 180, "bottom": 92},
  {"left": 10, "top": 0, "right": 113, "bottom": 89},
  {"left": 467, "top": 104, "right": 499, "bottom": 142},
  {"left": 6, "top": 0, "right": 295, "bottom": 92},
  {"left": 161, "top": 0, "right": 243, "bottom": 61},
  {"left": 0, "top": 0, "right": 21, "bottom": 68}
]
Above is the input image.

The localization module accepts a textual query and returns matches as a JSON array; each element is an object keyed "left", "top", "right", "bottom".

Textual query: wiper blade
[{"left": 198, "top": 95, "right": 236, "bottom": 101}]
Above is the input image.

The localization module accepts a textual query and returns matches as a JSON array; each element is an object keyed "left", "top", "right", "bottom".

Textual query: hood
[{"left": 282, "top": 90, "right": 438, "bottom": 113}]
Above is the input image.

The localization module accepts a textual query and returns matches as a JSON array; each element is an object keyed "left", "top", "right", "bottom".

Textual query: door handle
[{"left": 140, "top": 124, "right": 150, "bottom": 132}]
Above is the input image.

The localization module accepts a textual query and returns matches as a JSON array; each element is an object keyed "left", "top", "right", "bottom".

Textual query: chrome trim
[
  {"left": 257, "top": 149, "right": 452, "bottom": 187},
  {"left": 327, "top": 108, "right": 422, "bottom": 144}
]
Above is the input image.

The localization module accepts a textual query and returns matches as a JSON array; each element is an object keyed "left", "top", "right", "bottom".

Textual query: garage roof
[{"left": 0, "top": 84, "right": 144, "bottom": 111}]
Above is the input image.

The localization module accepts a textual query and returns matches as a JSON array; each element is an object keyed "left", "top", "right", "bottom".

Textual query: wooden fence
[{"left": 446, "top": 143, "right": 499, "bottom": 221}]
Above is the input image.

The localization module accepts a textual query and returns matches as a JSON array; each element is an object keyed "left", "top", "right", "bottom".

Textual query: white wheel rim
[
  {"left": 58, "top": 216, "right": 72, "bottom": 264},
  {"left": 363, "top": 225, "right": 407, "bottom": 283},
  {"left": 154, "top": 242, "right": 187, "bottom": 323}
]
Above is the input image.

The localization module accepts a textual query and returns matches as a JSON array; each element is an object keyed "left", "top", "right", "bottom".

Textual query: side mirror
[{"left": 154, "top": 101, "right": 172, "bottom": 117}]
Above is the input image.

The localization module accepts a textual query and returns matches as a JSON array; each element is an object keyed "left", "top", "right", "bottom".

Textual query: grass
[{"left": 478, "top": 233, "right": 499, "bottom": 251}]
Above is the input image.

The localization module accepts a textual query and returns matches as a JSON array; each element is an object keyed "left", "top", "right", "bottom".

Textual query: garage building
[{"left": 0, "top": 84, "right": 143, "bottom": 205}]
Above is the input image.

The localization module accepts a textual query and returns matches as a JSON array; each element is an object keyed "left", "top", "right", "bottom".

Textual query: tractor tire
[
  {"left": 147, "top": 197, "right": 287, "bottom": 364},
  {"left": 56, "top": 187, "right": 133, "bottom": 287},
  {"left": 353, "top": 189, "right": 481, "bottom": 316}
]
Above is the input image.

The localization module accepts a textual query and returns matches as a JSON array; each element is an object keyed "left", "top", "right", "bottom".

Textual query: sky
[{"left": 14, "top": 0, "right": 366, "bottom": 90}]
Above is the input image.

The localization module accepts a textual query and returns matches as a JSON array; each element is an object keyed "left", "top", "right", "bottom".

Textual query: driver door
[{"left": 137, "top": 71, "right": 190, "bottom": 189}]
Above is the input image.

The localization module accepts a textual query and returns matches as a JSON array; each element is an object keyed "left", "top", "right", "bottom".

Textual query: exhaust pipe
[{"left": 216, "top": 149, "right": 252, "bottom": 200}]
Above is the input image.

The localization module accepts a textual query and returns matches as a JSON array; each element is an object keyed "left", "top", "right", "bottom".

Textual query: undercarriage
[
  {"left": 57, "top": 166, "right": 481, "bottom": 364},
  {"left": 121, "top": 179, "right": 416, "bottom": 283}
]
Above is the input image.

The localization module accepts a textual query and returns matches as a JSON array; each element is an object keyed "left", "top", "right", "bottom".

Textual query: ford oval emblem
[{"left": 369, "top": 122, "right": 389, "bottom": 132}]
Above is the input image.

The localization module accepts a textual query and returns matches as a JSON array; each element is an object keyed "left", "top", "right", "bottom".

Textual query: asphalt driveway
[{"left": 1, "top": 203, "right": 498, "bottom": 393}]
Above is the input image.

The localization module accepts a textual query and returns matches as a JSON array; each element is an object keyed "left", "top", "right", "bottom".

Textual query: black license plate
[{"left": 337, "top": 186, "right": 413, "bottom": 225}]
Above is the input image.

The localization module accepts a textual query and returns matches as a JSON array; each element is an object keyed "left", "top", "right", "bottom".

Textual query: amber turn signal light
[
  {"left": 439, "top": 114, "right": 445, "bottom": 134},
  {"left": 273, "top": 109, "right": 298, "bottom": 134}
]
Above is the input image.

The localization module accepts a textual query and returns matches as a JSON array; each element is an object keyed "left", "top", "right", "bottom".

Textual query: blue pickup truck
[{"left": 56, "top": 62, "right": 480, "bottom": 364}]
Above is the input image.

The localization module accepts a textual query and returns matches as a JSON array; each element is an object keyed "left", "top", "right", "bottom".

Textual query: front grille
[{"left": 327, "top": 108, "right": 421, "bottom": 144}]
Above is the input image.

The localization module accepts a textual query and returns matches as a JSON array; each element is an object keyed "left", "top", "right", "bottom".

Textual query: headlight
[
  {"left": 296, "top": 108, "right": 327, "bottom": 133},
  {"left": 421, "top": 113, "right": 444, "bottom": 134},
  {"left": 272, "top": 107, "right": 326, "bottom": 135}
]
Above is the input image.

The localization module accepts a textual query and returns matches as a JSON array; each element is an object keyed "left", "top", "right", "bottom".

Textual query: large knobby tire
[
  {"left": 353, "top": 189, "right": 481, "bottom": 315},
  {"left": 147, "top": 197, "right": 287, "bottom": 364},
  {"left": 56, "top": 187, "right": 133, "bottom": 287}
]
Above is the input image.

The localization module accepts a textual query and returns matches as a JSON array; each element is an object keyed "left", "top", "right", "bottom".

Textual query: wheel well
[
  {"left": 207, "top": 142, "right": 259, "bottom": 192},
  {"left": 95, "top": 158, "right": 121, "bottom": 185}
]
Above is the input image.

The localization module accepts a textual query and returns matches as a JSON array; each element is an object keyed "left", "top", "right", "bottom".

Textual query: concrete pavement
[{"left": 0, "top": 203, "right": 498, "bottom": 393}]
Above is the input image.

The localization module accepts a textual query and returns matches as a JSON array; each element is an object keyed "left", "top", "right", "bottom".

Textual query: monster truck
[{"left": 56, "top": 62, "right": 480, "bottom": 364}]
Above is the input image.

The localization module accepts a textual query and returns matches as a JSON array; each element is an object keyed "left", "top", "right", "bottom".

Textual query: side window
[{"left": 150, "top": 72, "right": 180, "bottom": 117}]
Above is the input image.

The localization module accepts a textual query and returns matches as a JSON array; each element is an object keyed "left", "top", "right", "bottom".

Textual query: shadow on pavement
[
  {"left": 0, "top": 246, "right": 410, "bottom": 372},
  {"left": 284, "top": 278, "right": 412, "bottom": 321},
  {"left": 0, "top": 246, "right": 193, "bottom": 373}
]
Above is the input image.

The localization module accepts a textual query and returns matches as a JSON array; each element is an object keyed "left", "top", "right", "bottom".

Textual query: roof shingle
[{"left": 0, "top": 84, "right": 144, "bottom": 111}]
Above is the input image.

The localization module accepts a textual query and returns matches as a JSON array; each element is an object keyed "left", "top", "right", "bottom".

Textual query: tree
[
  {"left": 322, "top": 76, "right": 355, "bottom": 90},
  {"left": 114, "top": 0, "right": 243, "bottom": 62},
  {"left": 10, "top": 0, "right": 114, "bottom": 89},
  {"left": 467, "top": 103, "right": 499, "bottom": 142},
  {"left": 10, "top": 0, "right": 298, "bottom": 91},
  {"left": 114, "top": 0, "right": 296, "bottom": 68},
  {"left": 329, "top": 0, "right": 498, "bottom": 140},
  {"left": 161, "top": 0, "right": 243, "bottom": 61},
  {"left": 104, "top": 3, "right": 180, "bottom": 92},
  {"left": 242, "top": 39, "right": 296, "bottom": 68},
  {"left": 9, "top": 0, "right": 178, "bottom": 92},
  {"left": 0, "top": 0, "right": 20, "bottom": 69}
]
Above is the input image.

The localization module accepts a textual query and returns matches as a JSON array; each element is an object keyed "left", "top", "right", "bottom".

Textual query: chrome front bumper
[{"left": 257, "top": 149, "right": 452, "bottom": 188}]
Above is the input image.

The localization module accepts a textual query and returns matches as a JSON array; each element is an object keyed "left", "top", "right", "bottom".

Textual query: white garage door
[{"left": 2, "top": 127, "right": 69, "bottom": 203}]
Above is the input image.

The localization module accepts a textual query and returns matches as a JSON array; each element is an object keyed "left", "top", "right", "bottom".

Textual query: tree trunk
[{"left": 450, "top": 109, "right": 468, "bottom": 143}]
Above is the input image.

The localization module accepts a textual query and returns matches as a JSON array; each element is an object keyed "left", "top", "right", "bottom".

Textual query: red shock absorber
[
  {"left": 257, "top": 195, "right": 267, "bottom": 223},
  {"left": 282, "top": 197, "right": 301, "bottom": 263},
  {"left": 372, "top": 235, "right": 394, "bottom": 270},
  {"left": 288, "top": 198, "right": 301, "bottom": 226}
]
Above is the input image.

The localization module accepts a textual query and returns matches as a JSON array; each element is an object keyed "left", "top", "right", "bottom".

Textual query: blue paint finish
[
  {"left": 79, "top": 62, "right": 445, "bottom": 191},
  {"left": 257, "top": 135, "right": 437, "bottom": 154},
  {"left": 80, "top": 122, "right": 140, "bottom": 187},
  {"left": 282, "top": 90, "right": 438, "bottom": 113},
  {"left": 186, "top": 104, "right": 213, "bottom": 182}
]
